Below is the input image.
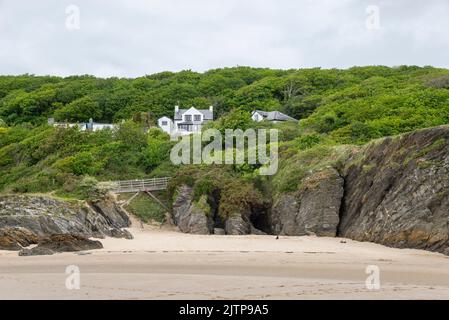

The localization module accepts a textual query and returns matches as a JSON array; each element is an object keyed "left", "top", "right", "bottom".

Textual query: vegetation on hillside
[{"left": 1, "top": 66, "right": 449, "bottom": 220}]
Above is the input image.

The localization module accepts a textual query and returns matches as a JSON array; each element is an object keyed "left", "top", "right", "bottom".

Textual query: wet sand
[{"left": 1, "top": 228, "right": 449, "bottom": 300}]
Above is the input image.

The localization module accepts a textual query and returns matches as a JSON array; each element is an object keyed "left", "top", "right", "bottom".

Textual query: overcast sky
[{"left": 0, "top": 0, "right": 448, "bottom": 78}]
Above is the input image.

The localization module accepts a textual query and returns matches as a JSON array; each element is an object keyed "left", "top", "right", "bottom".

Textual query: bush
[
  {"left": 73, "top": 176, "right": 108, "bottom": 200},
  {"left": 125, "top": 193, "right": 167, "bottom": 223},
  {"left": 54, "top": 152, "right": 99, "bottom": 176}
]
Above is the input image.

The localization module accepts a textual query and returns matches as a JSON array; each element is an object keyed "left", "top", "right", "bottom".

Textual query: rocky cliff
[
  {"left": 170, "top": 126, "right": 449, "bottom": 255},
  {"left": 339, "top": 126, "right": 449, "bottom": 255},
  {"left": 269, "top": 126, "right": 449, "bottom": 255}
]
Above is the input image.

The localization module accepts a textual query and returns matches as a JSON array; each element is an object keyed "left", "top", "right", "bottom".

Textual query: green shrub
[
  {"left": 73, "top": 176, "right": 108, "bottom": 200},
  {"left": 125, "top": 193, "right": 166, "bottom": 223}
]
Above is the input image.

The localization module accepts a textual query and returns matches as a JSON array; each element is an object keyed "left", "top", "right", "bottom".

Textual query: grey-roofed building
[{"left": 251, "top": 110, "right": 298, "bottom": 123}]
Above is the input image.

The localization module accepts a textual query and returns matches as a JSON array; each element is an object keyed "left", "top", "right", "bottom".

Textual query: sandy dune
[{"left": 1, "top": 227, "right": 449, "bottom": 300}]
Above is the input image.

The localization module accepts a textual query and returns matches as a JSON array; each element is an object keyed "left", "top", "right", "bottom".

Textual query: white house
[
  {"left": 48, "top": 118, "right": 117, "bottom": 132},
  {"left": 251, "top": 110, "right": 297, "bottom": 123},
  {"left": 158, "top": 106, "right": 214, "bottom": 136}
]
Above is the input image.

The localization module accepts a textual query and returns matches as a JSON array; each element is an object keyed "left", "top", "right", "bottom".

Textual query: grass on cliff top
[{"left": 270, "top": 143, "right": 358, "bottom": 195}]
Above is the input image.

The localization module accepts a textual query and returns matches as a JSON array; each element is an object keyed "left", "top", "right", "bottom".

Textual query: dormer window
[{"left": 194, "top": 115, "right": 201, "bottom": 122}]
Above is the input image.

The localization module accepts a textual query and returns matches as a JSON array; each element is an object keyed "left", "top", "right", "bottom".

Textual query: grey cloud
[{"left": 0, "top": 0, "right": 448, "bottom": 77}]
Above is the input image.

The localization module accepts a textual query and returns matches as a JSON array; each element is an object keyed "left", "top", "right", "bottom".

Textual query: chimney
[
  {"left": 209, "top": 105, "right": 214, "bottom": 113},
  {"left": 175, "top": 105, "right": 179, "bottom": 113},
  {"left": 87, "top": 118, "right": 94, "bottom": 131}
]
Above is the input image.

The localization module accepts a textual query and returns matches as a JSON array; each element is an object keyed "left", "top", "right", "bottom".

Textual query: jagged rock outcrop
[
  {"left": 0, "top": 194, "right": 133, "bottom": 254},
  {"left": 173, "top": 185, "right": 264, "bottom": 235},
  {"left": 0, "top": 195, "right": 131, "bottom": 238},
  {"left": 172, "top": 185, "right": 267, "bottom": 235},
  {"left": 225, "top": 215, "right": 251, "bottom": 235},
  {"left": 88, "top": 199, "right": 131, "bottom": 229},
  {"left": 172, "top": 186, "right": 212, "bottom": 235},
  {"left": 19, "top": 234, "right": 103, "bottom": 256},
  {"left": 269, "top": 167, "right": 344, "bottom": 237},
  {"left": 339, "top": 126, "right": 449, "bottom": 255}
]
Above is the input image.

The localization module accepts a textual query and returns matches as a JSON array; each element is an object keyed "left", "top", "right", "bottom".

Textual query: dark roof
[
  {"left": 253, "top": 110, "right": 297, "bottom": 122},
  {"left": 175, "top": 108, "right": 213, "bottom": 121}
]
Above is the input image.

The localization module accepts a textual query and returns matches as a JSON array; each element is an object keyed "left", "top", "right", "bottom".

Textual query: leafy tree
[
  {"left": 53, "top": 96, "right": 101, "bottom": 122},
  {"left": 209, "top": 109, "right": 253, "bottom": 134}
]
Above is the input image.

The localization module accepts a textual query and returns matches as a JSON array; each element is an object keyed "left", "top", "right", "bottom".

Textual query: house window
[
  {"left": 162, "top": 121, "right": 168, "bottom": 126},
  {"left": 194, "top": 115, "right": 201, "bottom": 122},
  {"left": 179, "top": 124, "right": 193, "bottom": 132},
  {"left": 185, "top": 115, "right": 192, "bottom": 122}
]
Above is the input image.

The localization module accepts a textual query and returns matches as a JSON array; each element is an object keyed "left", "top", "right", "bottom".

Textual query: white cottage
[{"left": 158, "top": 106, "right": 214, "bottom": 136}]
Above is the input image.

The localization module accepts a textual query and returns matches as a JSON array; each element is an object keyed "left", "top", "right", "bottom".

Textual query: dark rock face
[
  {"left": 0, "top": 195, "right": 131, "bottom": 239},
  {"left": 0, "top": 195, "right": 133, "bottom": 254},
  {"left": 339, "top": 127, "right": 449, "bottom": 254},
  {"left": 19, "top": 235, "right": 103, "bottom": 256},
  {"left": 269, "top": 168, "right": 344, "bottom": 237},
  {"left": 88, "top": 199, "right": 131, "bottom": 229},
  {"left": 172, "top": 186, "right": 212, "bottom": 235},
  {"left": 0, "top": 196, "right": 90, "bottom": 237},
  {"left": 225, "top": 215, "right": 251, "bottom": 235},
  {"left": 172, "top": 185, "right": 267, "bottom": 236},
  {"left": 0, "top": 227, "right": 38, "bottom": 251},
  {"left": 266, "top": 126, "right": 449, "bottom": 255}
]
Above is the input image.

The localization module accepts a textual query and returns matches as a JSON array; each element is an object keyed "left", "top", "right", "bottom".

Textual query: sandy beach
[{"left": 1, "top": 227, "right": 449, "bottom": 300}]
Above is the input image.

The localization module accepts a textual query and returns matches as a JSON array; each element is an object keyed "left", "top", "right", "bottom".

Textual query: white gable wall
[
  {"left": 252, "top": 112, "right": 265, "bottom": 122},
  {"left": 158, "top": 117, "right": 173, "bottom": 135}
]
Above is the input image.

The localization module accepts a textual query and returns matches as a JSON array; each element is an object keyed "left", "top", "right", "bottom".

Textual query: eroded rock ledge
[{"left": 0, "top": 195, "right": 132, "bottom": 254}]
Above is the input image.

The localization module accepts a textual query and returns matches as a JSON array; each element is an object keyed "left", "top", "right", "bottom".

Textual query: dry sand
[{"left": 1, "top": 227, "right": 449, "bottom": 300}]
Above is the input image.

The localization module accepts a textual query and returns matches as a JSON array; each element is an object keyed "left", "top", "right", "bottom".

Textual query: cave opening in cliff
[
  {"left": 249, "top": 205, "right": 271, "bottom": 234},
  {"left": 208, "top": 189, "right": 225, "bottom": 230}
]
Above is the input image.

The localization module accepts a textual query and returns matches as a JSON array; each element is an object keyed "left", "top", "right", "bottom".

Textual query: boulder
[
  {"left": 110, "top": 228, "right": 134, "bottom": 240},
  {"left": 19, "top": 247, "right": 55, "bottom": 256},
  {"left": 19, "top": 234, "right": 103, "bottom": 256},
  {"left": 225, "top": 215, "right": 251, "bottom": 235},
  {"left": 250, "top": 226, "right": 267, "bottom": 235},
  {"left": 214, "top": 228, "right": 226, "bottom": 235}
]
